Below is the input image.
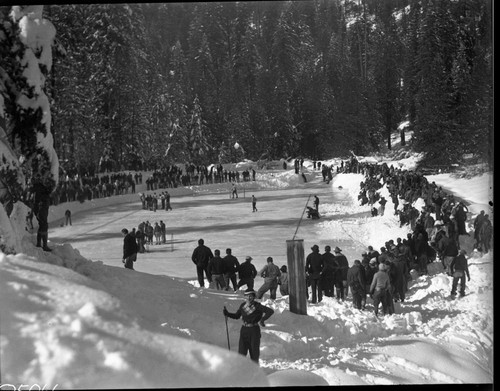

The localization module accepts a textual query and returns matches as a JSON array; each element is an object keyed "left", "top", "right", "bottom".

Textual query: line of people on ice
[
  {"left": 139, "top": 191, "right": 173, "bottom": 212},
  {"left": 190, "top": 239, "right": 289, "bottom": 298},
  {"left": 132, "top": 220, "right": 169, "bottom": 252},
  {"left": 145, "top": 163, "right": 256, "bottom": 190},
  {"left": 49, "top": 171, "right": 137, "bottom": 205}
]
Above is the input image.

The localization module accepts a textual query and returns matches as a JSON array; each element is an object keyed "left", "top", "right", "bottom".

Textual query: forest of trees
[{"left": 1, "top": 1, "right": 493, "bottom": 175}]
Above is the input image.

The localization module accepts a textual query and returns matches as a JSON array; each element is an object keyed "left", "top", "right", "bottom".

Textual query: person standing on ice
[
  {"left": 121, "top": 228, "right": 138, "bottom": 270},
  {"left": 305, "top": 244, "right": 324, "bottom": 304},
  {"left": 450, "top": 249, "right": 470, "bottom": 297},
  {"left": 223, "top": 288, "right": 274, "bottom": 366},
  {"left": 237, "top": 256, "right": 258, "bottom": 290},
  {"left": 251, "top": 195, "right": 258, "bottom": 212},
  {"left": 191, "top": 238, "right": 214, "bottom": 288},
  {"left": 231, "top": 183, "right": 238, "bottom": 199},
  {"left": 256, "top": 257, "right": 281, "bottom": 300},
  {"left": 313, "top": 195, "right": 319, "bottom": 212}
]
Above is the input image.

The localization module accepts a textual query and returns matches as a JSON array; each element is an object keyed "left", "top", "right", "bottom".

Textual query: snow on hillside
[{"left": 0, "top": 150, "right": 494, "bottom": 388}]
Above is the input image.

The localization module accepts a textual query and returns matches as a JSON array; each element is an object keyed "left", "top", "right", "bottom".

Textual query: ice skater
[{"left": 252, "top": 195, "right": 258, "bottom": 212}]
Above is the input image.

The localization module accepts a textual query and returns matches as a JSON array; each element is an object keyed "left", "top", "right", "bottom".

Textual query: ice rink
[{"left": 49, "top": 170, "right": 363, "bottom": 282}]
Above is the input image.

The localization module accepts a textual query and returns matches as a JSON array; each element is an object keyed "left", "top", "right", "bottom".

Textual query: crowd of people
[
  {"left": 49, "top": 172, "right": 139, "bottom": 206},
  {"left": 116, "top": 156, "right": 492, "bottom": 365},
  {"left": 189, "top": 239, "right": 289, "bottom": 297},
  {"left": 144, "top": 163, "right": 256, "bottom": 190}
]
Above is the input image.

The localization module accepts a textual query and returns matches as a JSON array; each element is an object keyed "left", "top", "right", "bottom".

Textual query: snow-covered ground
[{"left": 0, "top": 149, "right": 494, "bottom": 388}]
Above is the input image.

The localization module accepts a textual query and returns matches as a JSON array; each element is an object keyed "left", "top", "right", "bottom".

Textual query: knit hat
[
  {"left": 369, "top": 258, "right": 377, "bottom": 265},
  {"left": 244, "top": 288, "right": 256, "bottom": 296}
]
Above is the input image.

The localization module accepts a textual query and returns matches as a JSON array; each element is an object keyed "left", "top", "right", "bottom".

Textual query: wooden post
[
  {"left": 286, "top": 239, "right": 307, "bottom": 315},
  {"left": 171, "top": 233, "right": 174, "bottom": 252}
]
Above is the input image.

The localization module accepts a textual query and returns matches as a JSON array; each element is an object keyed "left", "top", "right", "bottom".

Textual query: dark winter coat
[
  {"left": 346, "top": 264, "right": 366, "bottom": 294},
  {"left": 238, "top": 261, "right": 258, "bottom": 279},
  {"left": 450, "top": 254, "right": 470, "bottom": 279},
  {"left": 123, "top": 233, "right": 138, "bottom": 258},
  {"left": 390, "top": 259, "right": 408, "bottom": 293},
  {"left": 191, "top": 244, "right": 214, "bottom": 268},
  {"left": 438, "top": 235, "right": 458, "bottom": 257},
  {"left": 321, "top": 252, "right": 337, "bottom": 276},
  {"left": 223, "top": 255, "right": 240, "bottom": 274},
  {"left": 208, "top": 256, "right": 226, "bottom": 275},
  {"left": 306, "top": 251, "right": 324, "bottom": 279},
  {"left": 334, "top": 253, "right": 349, "bottom": 281}
]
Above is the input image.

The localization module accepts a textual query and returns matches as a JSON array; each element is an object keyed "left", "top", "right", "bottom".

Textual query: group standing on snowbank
[{"left": 117, "top": 158, "right": 490, "bottom": 314}]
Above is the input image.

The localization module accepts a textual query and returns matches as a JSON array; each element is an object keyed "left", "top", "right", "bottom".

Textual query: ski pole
[{"left": 224, "top": 310, "right": 231, "bottom": 351}]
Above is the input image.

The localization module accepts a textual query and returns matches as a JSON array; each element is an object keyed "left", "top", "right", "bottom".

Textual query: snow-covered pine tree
[
  {"left": 185, "top": 95, "right": 210, "bottom": 165},
  {"left": 0, "top": 6, "right": 58, "bottom": 251}
]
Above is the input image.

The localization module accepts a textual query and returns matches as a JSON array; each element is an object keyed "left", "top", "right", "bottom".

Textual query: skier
[{"left": 223, "top": 288, "right": 274, "bottom": 366}]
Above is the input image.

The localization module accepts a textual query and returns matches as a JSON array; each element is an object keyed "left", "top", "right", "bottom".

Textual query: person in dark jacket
[
  {"left": 313, "top": 195, "right": 320, "bottom": 213},
  {"left": 207, "top": 249, "right": 226, "bottom": 290},
  {"left": 473, "top": 210, "right": 486, "bottom": 249},
  {"left": 33, "top": 183, "right": 52, "bottom": 251},
  {"left": 237, "top": 256, "right": 258, "bottom": 290},
  {"left": 479, "top": 215, "right": 492, "bottom": 253},
  {"left": 305, "top": 244, "right": 324, "bottom": 303},
  {"left": 191, "top": 238, "right": 214, "bottom": 288},
  {"left": 223, "top": 248, "right": 240, "bottom": 291},
  {"left": 454, "top": 201, "right": 469, "bottom": 235},
  {"left": 438, "top": 231, "right": 458, "bottom": 275},
  {"left": 347, "top": 260, "right": 366, "bottom": 310},
  {"left": 391, "top": 256, "right": 409, "bottom": 302},
  {"left": 450, "top": 249, "right": 470, "bottom": 297},
  {"left": 223, "top": 288, "right": 274, "bottom": 366},
  {"left": 321, "top": 245, "right": 337, "bottom": 297},
  {"left": 121, "top": 228, "right": 138, "bottom": 270},
  {"left": 334, "top": 247, "right": 349, "bottom": 300}
]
